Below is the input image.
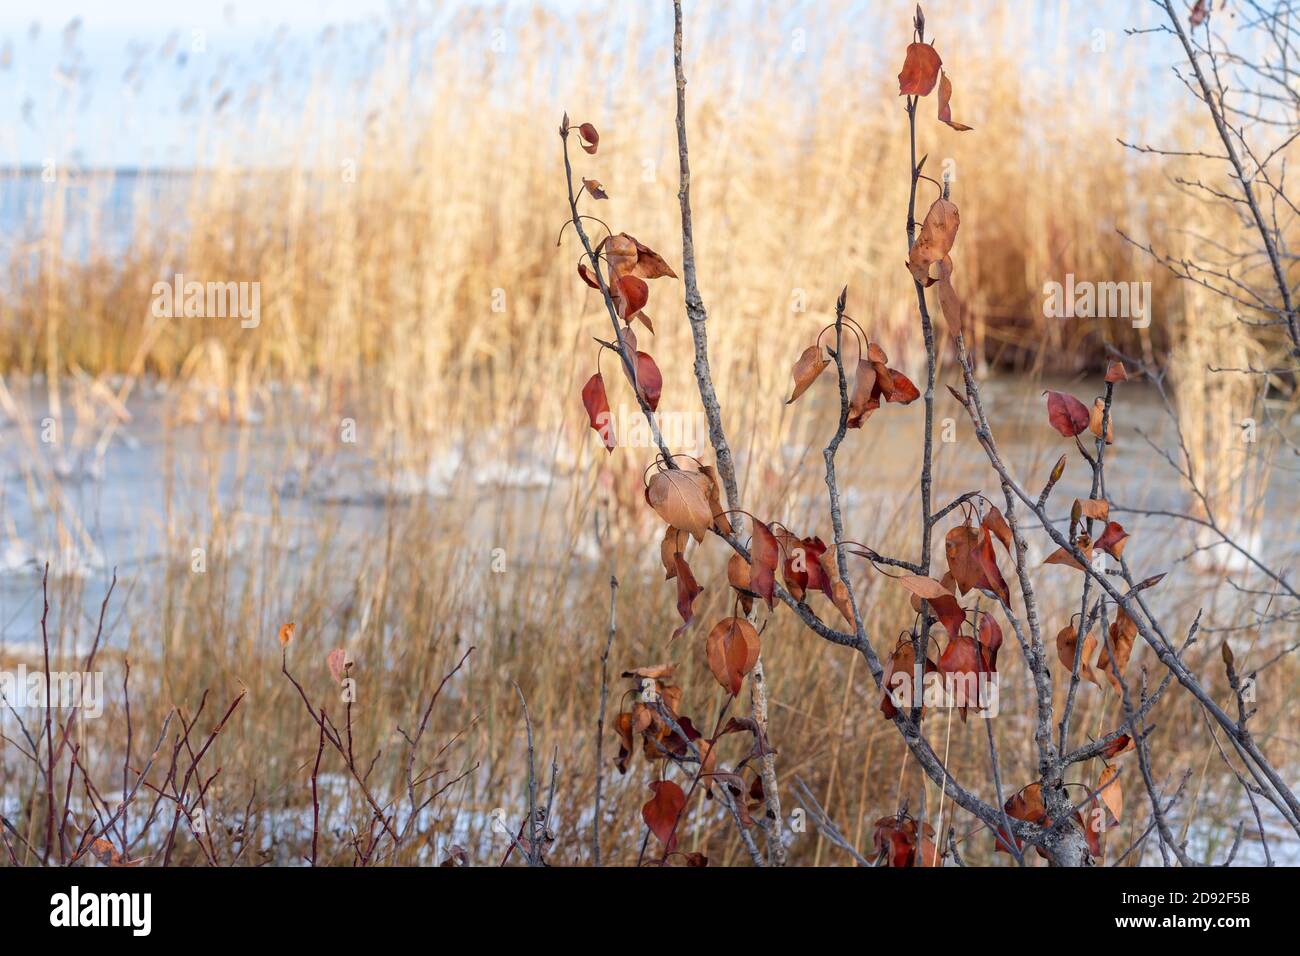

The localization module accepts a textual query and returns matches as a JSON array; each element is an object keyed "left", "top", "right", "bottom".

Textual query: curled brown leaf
[
  {"left": 937, "top": 71, "right": 973, "bottom": 130},
  {"left": 786, "top": 345, "right": 829, "bottom": 404},
  {"left": 907, "top": 198, "right": 961, "bottom": 286}
]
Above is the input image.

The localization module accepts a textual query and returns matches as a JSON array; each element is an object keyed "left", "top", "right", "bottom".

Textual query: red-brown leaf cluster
[{"left": 873, "top": 812, "right": 940, "bottom": 866}]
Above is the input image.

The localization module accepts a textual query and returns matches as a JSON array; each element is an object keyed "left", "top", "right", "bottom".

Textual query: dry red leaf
[
  {"left": 848, "top": 346, "right": 921, "bottom": 420},
  {"left": 928, "top": 592, "right": 969, "bottom": 639},
  {"left": 89, "top": 837, "right": 122, "bottom": 866},
  {"left": 693, "top": 738, "right": 719, "bottom": 794},
  {"left": 1105, "top": 360, "right": 1129, "bottom": 384},
  {"left": 726, "top": 551, "right": 753, "bottom": 595},
  {"left": 800, "top": 535, "right": 832, "bottom": 599},
  {"left": 582, "top": 178, "right": 608, "bottom": 200},
  {"left": 847, "top": 359, "right": 880, "bottom": 427},
  {"left": 881, "top": 639, "right": 939, "bottom": 720},
  {"left": 1056, "top": 623, "right": 1102, "bottom": 688},
  {"left": 699, "top": 464, "right": 733, "bottom": 535},
  {"left": 626, "top": 695, "right": 655, "bottom": 739},
  {"left": 1190, "top": 0, "right": 1209, "bottom": 27},
  {"left": 1044, "top": 390, "right": 1091, "bottom": 437},
  {"left": 278, "top": 621, "right": 296, "bottom": 647},
  {"left": 1008, "top": 784, "right": 1048, "bottom": 825},
  {"left": 937, "top": 71, "right": 973, "bottom": 131},
  {"left": 1096, "top": 521, "right": 1130, "bottom": 559},
  {"left": 945, "top": 525, "right": 985, "bottom": 594},
  {"left": 1097, "top": 765, "right": 1123, "bottom": 824},
  {"left": 995, "top": 783, "right": 1049, "bottom": 856},
  {"left": 89, "top": 838, "right": 141, "bottom": 867},
  {"left": 578, "top": 122, "right": 599, "bottom": 154},
  {"left": 1100, "top": 734, "right": 1136, "bottom": 759},
  {"left": 1044, "top": 544, "right": 1088, "bottom": 572},
  {"left": 935, "top": 258, "right": 965, "bottom": 332},
  {"left": 619, "top": 327, "right": 639, "bottom": 365},
  {"left": 577, "top": 262, "right": 601, "bottom": 289},
  {"left": 907, "top": 198, "right": 960, "bottom": 286},
  {"left": 660, "top": 686, "right": 685, "bottom": 719},
  {"left": 946, "top": 523, "right": 1009, "bottom": 606},
  {"left": 661, "top": 527, "right": 689, "bottom": 580},
  {"left": 727, "top": 572, "right": 754, "bottom": 616},
  {"left": 896, "top": 574, "right": 952, "bottom": 601},
  {"left": 938, "top": 634, "right": 993, "bottom": 715},
  {"left": 773, "top": 532, "right": 831, "bottom": 603},
  {"left": 909, "top": 817, "right": 938, "bottom": 866},
  {"left": 614, "top": 711, "right": 635, "bottom": 773},
  {"left": 633, "top": 704, "right": 654, "bottom": 737},
  {"left": 873, "top": 361, "right": 896, "bottom": 396},
  {"left": 671, "top": 552, "right": 703, "bottom": 640},
  {"left": 674, "top": 727, "right": 711, "bottom": 768},
  {"left": 882, "top": 368, "right": 920, "bottom": 404},
  {"left": 978, "top": 611, "right": 1004, "bottom": 669},
  {"left": 1081, "top": 804, "right": 1104, "bottom": 858},
  {"left": 896, "top": 574, "right": 966, "bottom": 636},
  {"left": 642, "top": 780, "right": 686, "bottom": 850},
  {"left": 818, "top": 546, "right": 856, "bottom": 624},
  {"left": 775, "top": 528, "right": 808, "bottom": 601},
  {"left": 604, "top": 233, "right": 677, "bottom": 281},
  {"left": 746, "top": 774, "right": 765, "bottom": 815},
  {"left": 750, "top": 519, "right": 780, "bottom": 608},
  {"left": 1076, "top": 498, "right": 1110, "bottom": 523},
  {"left": 915, "top": 832, "right": 942, "bottom": 867},
  {"left": 935, "top": 273, "right": 967, "bottom": 335},
  {"left": 603, "top": 234, "right": 638, "bottom": 278},
  {"left": 581, "top": 372, "right": 615, "bottom": 452},
  {"left": 873, "top": 816, "right": 913, "bottom": 867},
  {"left": 705, "top": 617, "right": 761, "bottom": 695},
  {"left": 898, "top": 42, "right": 943, "bottom": 96},
  {"left": 872, "top": 815, "right": 936, "bottom": 866},
  {"left": 615, "top": 274, "right": 649, "bottom": 321},
  {"left": 626, "top": 235, "right": 678, "bottom": 280},
  {"left": 635, "top": 351, "right": 663, "bottom": 411},
  {"left": 1098, "top": 606, "right": 1138, "bottom": 693},
  {"left": 983, "top": 506, "right": 1013, "bottom": 551}
]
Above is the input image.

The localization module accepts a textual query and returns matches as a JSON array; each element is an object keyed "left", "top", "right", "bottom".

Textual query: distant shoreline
[{"left": 0, "top": 166, "right": 298, "bottom": 179}]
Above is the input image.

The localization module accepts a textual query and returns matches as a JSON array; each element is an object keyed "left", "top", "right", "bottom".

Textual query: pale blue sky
[
  {"left": 0, "top": 0, "right": 1178, "bottom": 169},
  {"left": 0, "top": 0, "right": 410, "bottom": 167}
]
